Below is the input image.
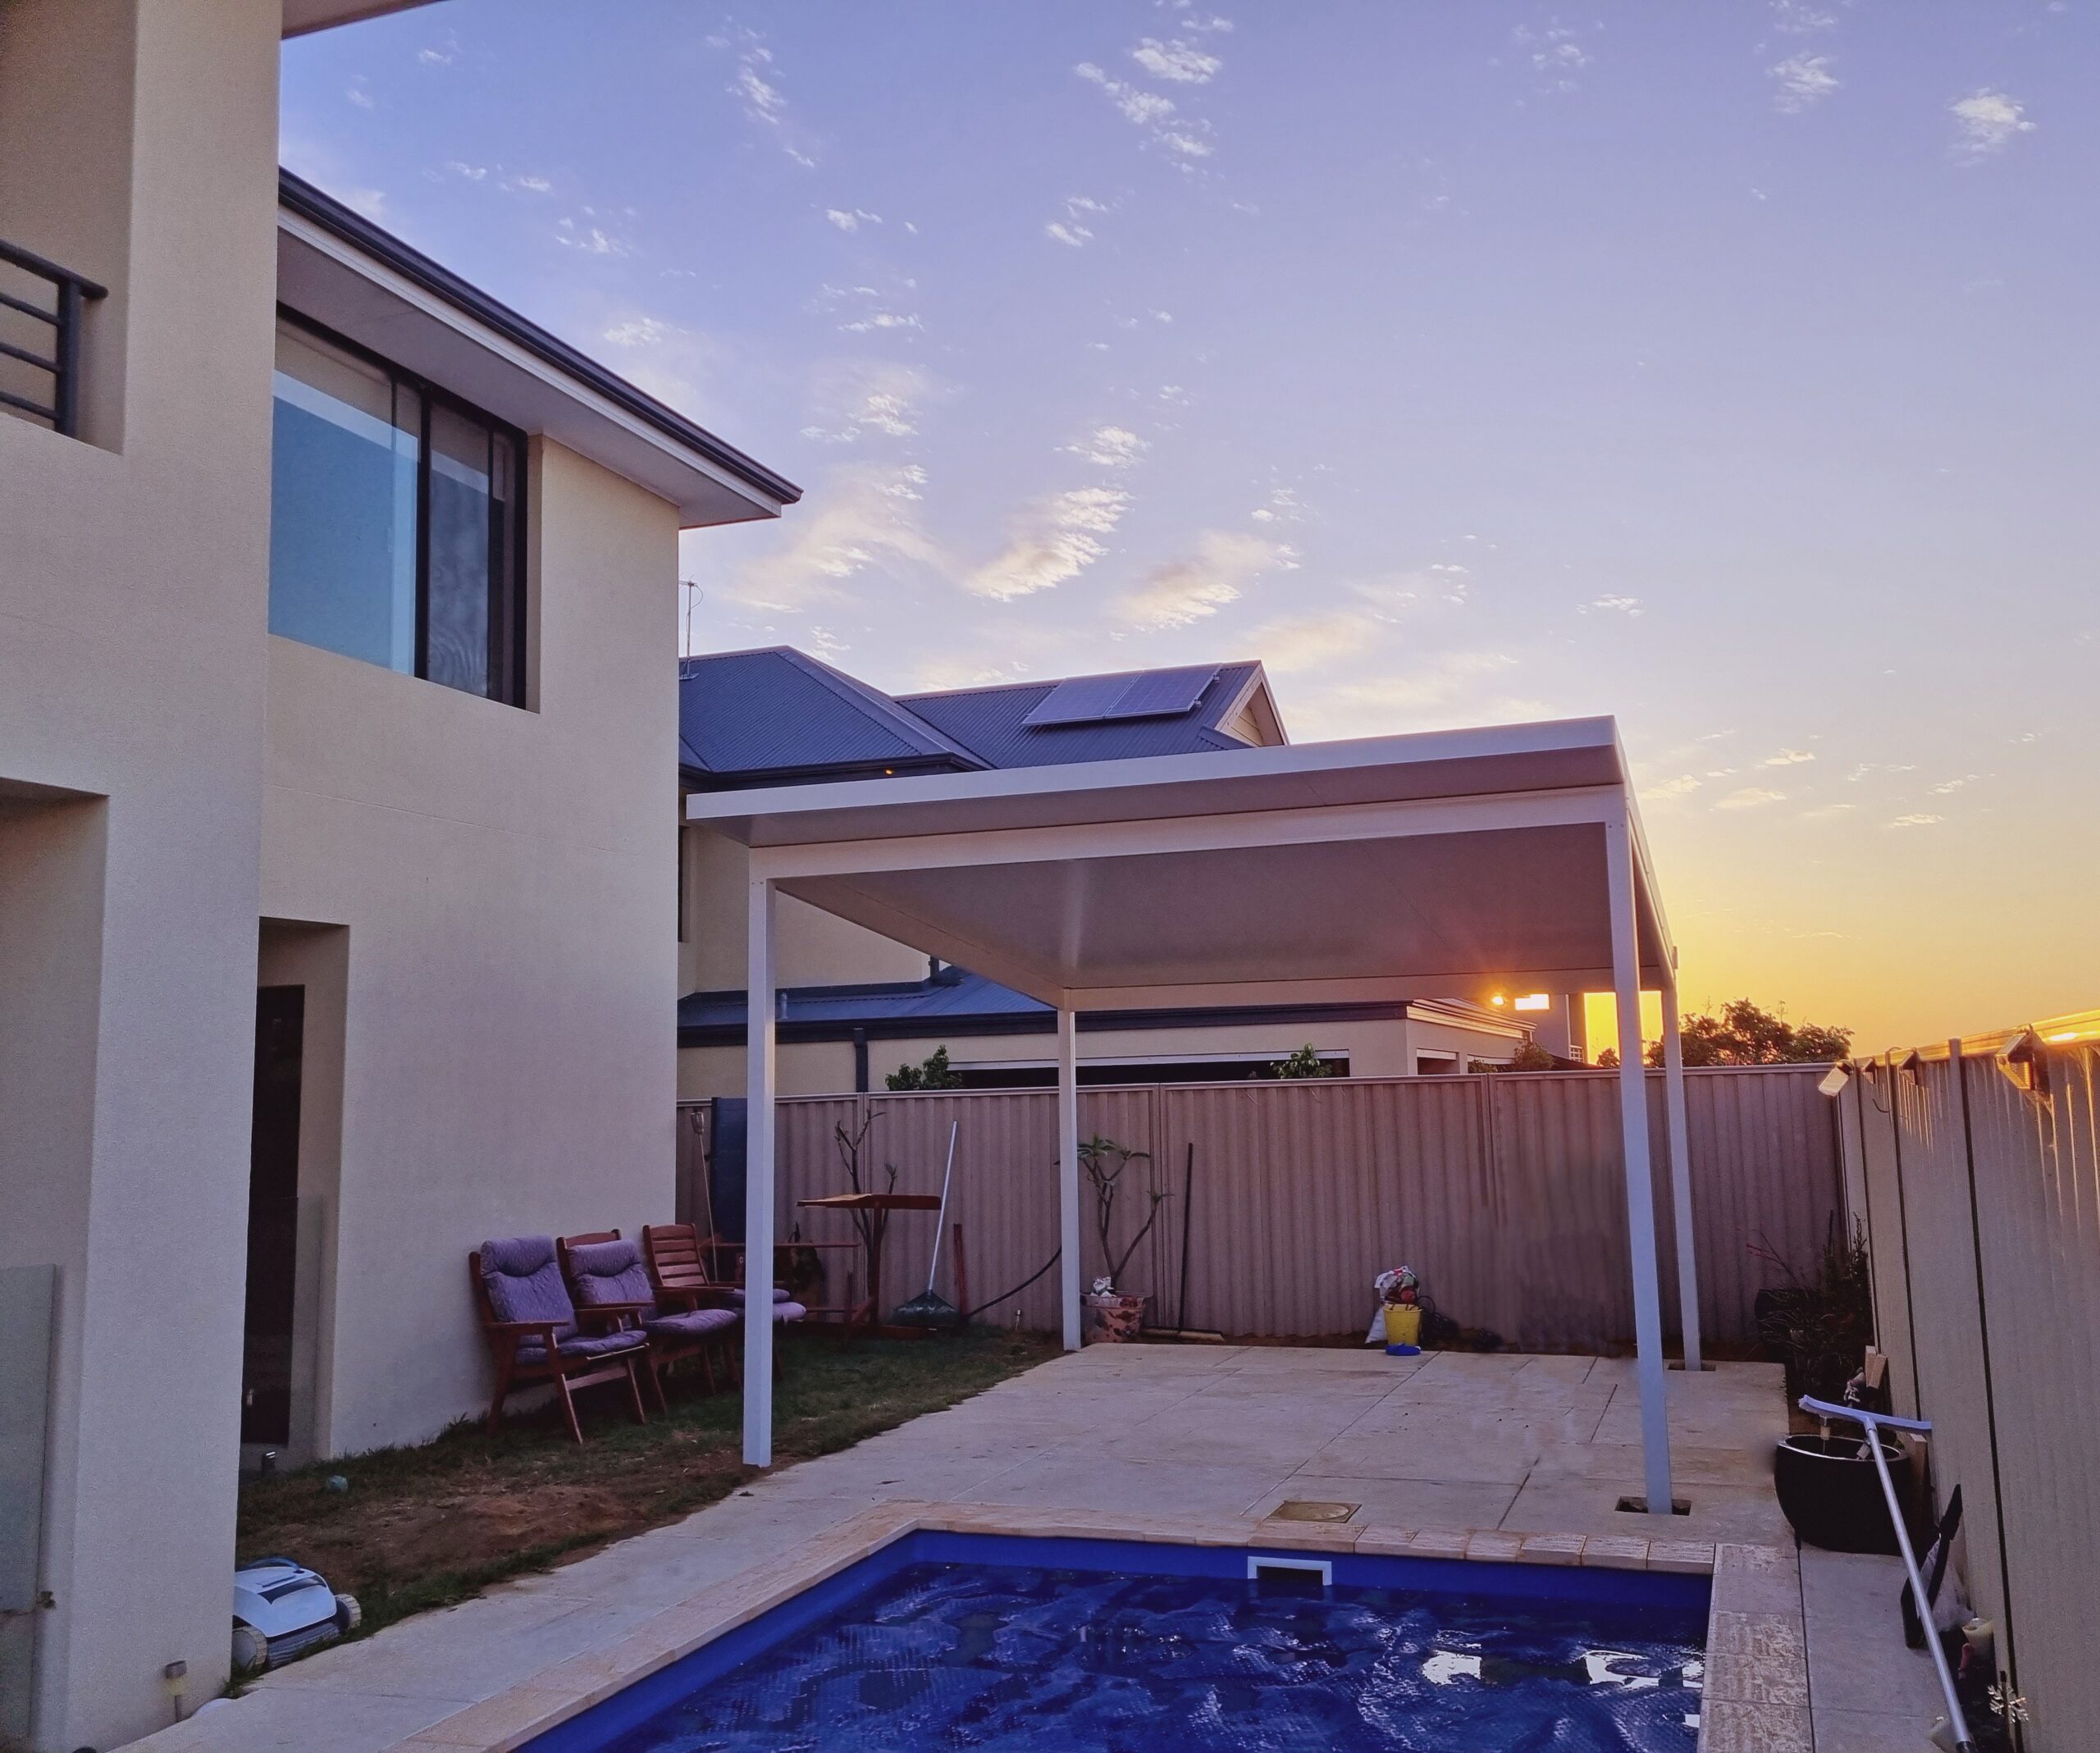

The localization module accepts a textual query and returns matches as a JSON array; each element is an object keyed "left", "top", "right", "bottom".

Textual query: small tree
[
  {"left": 887, "top": 1044, "right": 964, "bottom": 1090},
  {"left": 1271, "top": 1043, "right": 1335, "bottom": 1079},
  {"left": 1595, "top": 997, "right": 1850, "bottom": 1070},
  {"left": 1077, "top": 1134, "right": 1166, "bottom": 1294}
]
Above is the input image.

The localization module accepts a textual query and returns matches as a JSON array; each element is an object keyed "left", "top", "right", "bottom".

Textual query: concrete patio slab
[{"left": 118, "top": 1343, "right": 1938, "bottom": 1753}]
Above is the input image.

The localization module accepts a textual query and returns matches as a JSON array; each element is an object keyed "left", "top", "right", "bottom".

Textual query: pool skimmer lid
[{"left": 1267, "top": 1500, "right": 1359, "bottom": 1524}]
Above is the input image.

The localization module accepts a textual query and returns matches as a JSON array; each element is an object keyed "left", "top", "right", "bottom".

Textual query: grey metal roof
[
  {"left": 678, "top": 649, "right": 984, "bottom": 786},
  {"left": 898, "top": 660, "right": 1267, "bottom": 769}
]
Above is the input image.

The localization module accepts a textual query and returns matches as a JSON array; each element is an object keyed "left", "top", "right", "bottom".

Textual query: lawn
[{"left": 238, "top": 1330, "right": 1057, "bottom": 1640}]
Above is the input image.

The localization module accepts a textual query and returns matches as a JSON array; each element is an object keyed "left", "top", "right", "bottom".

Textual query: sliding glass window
[{"left": 269, "top": 315, "right": 527, "bottom": 705}]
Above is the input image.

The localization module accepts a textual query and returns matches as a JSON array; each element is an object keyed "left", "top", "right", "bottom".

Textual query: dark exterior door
[{"left": 243, "top": 985, "right": 304, "bottom": 1445}]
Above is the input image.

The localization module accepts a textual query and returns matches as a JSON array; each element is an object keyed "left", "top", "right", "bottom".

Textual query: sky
[{"left": 283, "top": 2, "right": 2098, "bottom": 1054}]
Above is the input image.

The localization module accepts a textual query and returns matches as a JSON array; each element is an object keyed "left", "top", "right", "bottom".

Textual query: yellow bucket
[{"left": 1383, "top": 1304, "right": 1422, "bottom": 1347}]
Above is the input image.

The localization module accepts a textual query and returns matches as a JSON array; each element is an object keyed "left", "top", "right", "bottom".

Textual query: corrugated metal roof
[
  {"left": 679, "top": 966, "right": 1048, "bottom": 1036},
  {"left": 899, "top": 660, "right": 1266, "bottom": 769},
  {"left": 678, "top": 649, "right": 983, "bottom": 783}
]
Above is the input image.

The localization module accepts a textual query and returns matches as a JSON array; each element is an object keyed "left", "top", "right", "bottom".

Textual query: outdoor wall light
[{"left": 1513, "top": 993, "right": 1551, "bottom": 1011}]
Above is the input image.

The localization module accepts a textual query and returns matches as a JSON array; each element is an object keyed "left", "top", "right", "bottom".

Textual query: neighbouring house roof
[
  {"left": 678, "top": 650, "right": 1279, "bottom": 787},
  {"left": 897, "top": 661, "right": 1273, "bottom": 769},
  {"left": 678, "top": 649, "right": 984, "bottom": 787},
  {"left": 675, "top": 962, "right": 1525, "bottom": 1049}
]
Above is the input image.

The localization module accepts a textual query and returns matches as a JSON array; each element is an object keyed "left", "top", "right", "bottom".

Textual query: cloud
[
  {"left": 1045, "top": 194, "right": 1108, "bottom": 247},
  {"left": 825, "top": 208, "right": 881, "bottom": 231},
  {"left": 1292, "top": 651, "right": 1541, "bottom": 736},
  {"left": 719, "top": 463, "right": 936, "bottom": 612},
  {"left": 346, "top": 80, "right": 375, "bottom": 110},
  {"left": 1646, "top": 774, "right": 1704, "bottom": 802},
  {"left": 1131, "top": 38, "right": 1222, "bottom": 84},
  {"left": 838, "top": 311, "right": 924, "bottom": 335},
  {"left": 1951, "top": 89, "right": 2035, "bottom": 160},
  {"left": 1716, "top": 787, "right": 1787, "bottom": 810},
  {"left": 1583, "top": 594, "right": 1644, "bottom": 615},
  {"left": 710, "top": 27, "right": 817, "bottom": 166},
  {"left": 1889, "top": 813, "right": 1944, "bottom": 828},
  {"left": 800, "top": 362, "right": 932, "bottom": 445},
  {"left": 1247, "top": 609, "right": 1377, "bottom": 674},
  {"left": 1771, "top": 54, "right": 1840, "bottom": 113},
  {"left": 1112, "top": 530, "right": 1291, "bottom": 629},
  {"left": 1075, "top": 62, "right": 1216, "bottom": 161},
  {"left": 1065, "top": 425, "right": 1149, "bottom": 468},
  {"left": 445, "top": 161, "right": 489, "bottom": 181},
  {"left": 1796, "top": 803, "right": 1856, "bottom": 822},
  {"left": 1512, "top": 23, "right": 1593, "bottom": 91},
  {"left": 1927, "top": 774, "right": 1979, "bottom": 794},
  {"left": 504, "top": 173, "right": 554, "bottom": 195},
  {"left": 1770, "top": 1, "right": 1837, "bottom": 31},
  {"left": 1760, "top": 748, "right": 1816, "bottom": 767},
  {"left": 556, "top": 218, "right": 629, "bottom": 257},
  {"left": 967, "top": 486, "right": 1132, "bottom": 600},
  {"left": 602, "top": 317, "right": 669, "bottom": 348}
]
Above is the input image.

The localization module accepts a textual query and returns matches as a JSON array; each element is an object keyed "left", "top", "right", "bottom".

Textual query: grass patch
[{"left": 239, "top": 1329, "right": 1057, "bottom": 1640}]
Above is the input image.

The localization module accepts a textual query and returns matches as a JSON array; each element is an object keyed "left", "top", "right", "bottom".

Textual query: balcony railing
[{"left": 0, "top": 238, "right": 107, "bottom": 439}]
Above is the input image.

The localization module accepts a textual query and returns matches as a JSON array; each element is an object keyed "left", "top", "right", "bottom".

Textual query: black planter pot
[{"left": 1774, "top": 1434, "right": 1913, "bottom": 1555}]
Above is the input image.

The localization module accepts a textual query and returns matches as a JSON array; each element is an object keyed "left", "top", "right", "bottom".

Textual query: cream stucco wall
[
  {"left": 681, "top": 823, "right": 928, "bottom": 995},
  {"left": 261, "top": 437, "right": 682, "bottom": 1455},
  {"left": 0, "top": 2, "right": 281, "bottom": 1744}
]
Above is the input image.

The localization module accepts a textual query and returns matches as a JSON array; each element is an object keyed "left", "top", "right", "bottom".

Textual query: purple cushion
[
  {"left": 567, "top": 1239, "right": 656, "bottom": 1308},
  {"left": 480, "top": 1236, "right": 577, "bottom": 1336},
  {"left": 646, "top": 1307, "right": 738, "bottom": 1340},
  {"left": 516, "top": 1327, "right": 646, "bottom": 1367},
  {"left": 726, "top": 1287, "right": 794, "bottom": 1308},
  {"left": 772, "top": 1301, "right": 807, "bottom": 1324}
]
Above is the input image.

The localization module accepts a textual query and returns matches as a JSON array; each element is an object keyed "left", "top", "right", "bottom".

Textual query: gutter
[{"left": 279, "top": 170, "right": 801, "bottom": 508}]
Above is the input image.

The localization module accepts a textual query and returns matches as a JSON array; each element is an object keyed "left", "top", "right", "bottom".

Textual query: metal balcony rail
[{"left": 0, "top": 238, "right": 107, "bottom": 438}]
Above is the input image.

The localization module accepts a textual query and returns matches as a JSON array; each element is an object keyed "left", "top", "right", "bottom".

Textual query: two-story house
[
  {"left": 0, "top": 5, "right": 793, "bottom": 1746},
  {"left": 672, "top": 648, "right": 1578, "bottom": 1095}
]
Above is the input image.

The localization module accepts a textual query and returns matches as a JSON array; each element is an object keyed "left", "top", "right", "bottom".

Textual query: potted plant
[
  {"left": 1754, "top": 1221, "right": 1920, "bottom": 1553},
  {"left": 1078, "top": 1135, "right": 1164, "bottom": 1343}
]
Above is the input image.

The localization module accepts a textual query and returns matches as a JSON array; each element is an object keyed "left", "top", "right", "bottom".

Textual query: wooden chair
[
  {"left": 470, "top": 1235, "right": 649, "bottom": 1445},
  {"left": 558, "top": 1229, "right": 738, "bottom": 1406},
  {"left": 642, "top": 1223, "right": 807, "bottom": 1379}
]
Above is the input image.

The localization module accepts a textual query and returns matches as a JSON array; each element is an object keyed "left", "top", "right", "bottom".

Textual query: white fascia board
[
  {"left": 276, "top": 213, "right": 786, "bottom": 527},
  {"left": 690, "top": 716, "right": 1624, "bottom": 842},
  {"left": 749, "top": 787, "right": 1623, "bottom": 883}
]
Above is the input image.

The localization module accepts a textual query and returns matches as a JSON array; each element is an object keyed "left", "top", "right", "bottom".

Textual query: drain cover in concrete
[{"left": 1267, "top": 1500, "right": 1359, "bottom": 1523}]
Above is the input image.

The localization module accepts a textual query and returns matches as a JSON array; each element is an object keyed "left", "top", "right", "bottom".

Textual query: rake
[{"left": 892, "top": 1121, "right": 960, "bottom": 1326}]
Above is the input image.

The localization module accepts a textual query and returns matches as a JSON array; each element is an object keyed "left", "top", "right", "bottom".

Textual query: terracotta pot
[{"left": 1084, "top": 1292, "right": 1146, "bottom": 1344}]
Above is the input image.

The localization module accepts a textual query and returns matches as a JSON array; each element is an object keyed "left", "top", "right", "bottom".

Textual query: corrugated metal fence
[
  {"left": 1835, "top": 1022, "right": 2099, "bottom": 1751},
  {"left": 679, "top": 1064, "right": 1840, "bottom": 1354}
]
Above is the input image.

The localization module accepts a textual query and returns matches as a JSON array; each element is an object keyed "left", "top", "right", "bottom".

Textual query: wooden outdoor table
[{"left": 797, "top": 1194, "right": 943, "bottom": 1334}]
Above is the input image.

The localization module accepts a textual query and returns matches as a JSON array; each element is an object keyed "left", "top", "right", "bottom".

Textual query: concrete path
[{"left": 122, "top": 1344, "right": 1941, "bottom": 1751}]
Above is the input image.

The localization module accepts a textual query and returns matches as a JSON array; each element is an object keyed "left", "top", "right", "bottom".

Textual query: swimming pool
[{"left": 523, "top": 1532, "right": 1708, "bottom": 1752}]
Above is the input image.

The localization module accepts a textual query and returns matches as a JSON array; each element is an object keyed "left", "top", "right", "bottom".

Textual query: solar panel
[
  {"left": 1021, "top": 673, "right": 1143, "bottom": 728},
  {"left": 1109, "top": 664, "right": 1219, "bottom": 720},
  {"left": 1020, "top": 666, "right": 1220, "bottom": 728}
]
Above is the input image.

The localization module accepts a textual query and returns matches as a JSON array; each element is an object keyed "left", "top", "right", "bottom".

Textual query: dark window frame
[{"left": 273, "top": 304, "right": 530, "bottom": 708}]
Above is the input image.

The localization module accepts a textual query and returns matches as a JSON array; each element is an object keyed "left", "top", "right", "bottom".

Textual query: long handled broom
[{"left": 893, "top": 1121, "right": 960, "bottom": 1327}]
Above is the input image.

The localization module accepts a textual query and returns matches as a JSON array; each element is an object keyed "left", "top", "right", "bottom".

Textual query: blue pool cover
[{"left": 527, "top": 1532, "right": 1709, "bottom": 1752}]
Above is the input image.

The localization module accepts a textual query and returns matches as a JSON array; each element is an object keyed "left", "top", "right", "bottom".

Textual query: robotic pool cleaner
[{"left": 231, "top": 1559, "right": 360, "bottom": 1673}]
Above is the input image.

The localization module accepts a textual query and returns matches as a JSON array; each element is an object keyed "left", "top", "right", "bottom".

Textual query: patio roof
[
  {"left": 690, "top": 716, "right": 1675, "bottom": 1011},
  {"left": 694, "top": 713, "right": 1700, "bottom": 1516}
]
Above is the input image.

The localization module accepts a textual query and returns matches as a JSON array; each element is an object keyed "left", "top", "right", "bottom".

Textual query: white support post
[
  {"left": 1605, "top": 815, "right": 1675, "bottom": 1519},
  {"left": 1661, "top": 980, "right": 1702, "bottom": 1372},
  {"left": 742, "top": 875, "right": 777, "bottom": 1468},
  {"left": 1057, "top": 1007, "right": 1082, "bottom": 1350}
]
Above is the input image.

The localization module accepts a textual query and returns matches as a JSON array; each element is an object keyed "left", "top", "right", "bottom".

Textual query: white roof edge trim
[
  {"left": 276, "top": 211, "right": 785, "bottom": 521},
  {"left": 687, "top": 715, "right": 1624, "bottom": 824}
]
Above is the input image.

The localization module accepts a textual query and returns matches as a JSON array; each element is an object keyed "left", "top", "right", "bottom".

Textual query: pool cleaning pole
[{"left": 1798, "top": 1397, "right": 1974, "bottom": 1752}]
